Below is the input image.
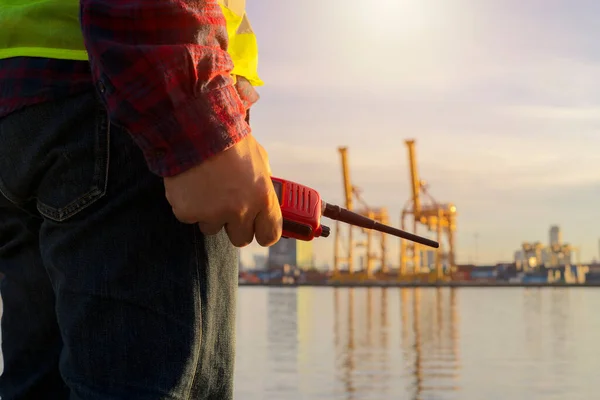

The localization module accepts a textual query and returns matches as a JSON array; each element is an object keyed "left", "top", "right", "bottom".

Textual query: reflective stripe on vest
[
  {"left": 0, "top": 0, "right": 262, "bottom": 86},
  {"left": 0, "top": 0, "right": 87, "bottom": 61}
]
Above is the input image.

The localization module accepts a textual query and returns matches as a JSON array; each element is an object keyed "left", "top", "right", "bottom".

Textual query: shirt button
[{"left": 98, "top": 81, "right": 106, "bottom": 94}]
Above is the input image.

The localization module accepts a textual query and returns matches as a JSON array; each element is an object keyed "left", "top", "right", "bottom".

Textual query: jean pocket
[{"left": 0, "top": 92, "right": 110, "bottom": 222}]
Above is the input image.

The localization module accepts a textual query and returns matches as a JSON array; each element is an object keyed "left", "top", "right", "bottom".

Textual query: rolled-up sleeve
[{"left": 80, "top": 0, "right": 250, "bottom": 177}]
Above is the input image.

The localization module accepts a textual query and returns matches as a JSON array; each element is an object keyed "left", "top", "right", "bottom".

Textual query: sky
[{"left": 240, "top": 0, "right": 600, "bottom": 268}]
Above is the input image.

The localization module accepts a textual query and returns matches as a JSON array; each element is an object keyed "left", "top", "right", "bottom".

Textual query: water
[{"left": 235, "top": 287, "right": 600, "bottom": 399}]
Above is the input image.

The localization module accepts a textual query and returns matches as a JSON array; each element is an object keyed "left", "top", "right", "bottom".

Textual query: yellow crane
[
  {"left": 333, "top": 147, "right": 389, "bottom": 279},
  {"left": 521, "top": 242, "right": 581, "bottom": 270},
  {"left": 520, "top": 242, "right": 544, "bottom": 271},
  {"left": 548, "top": 243, "right": 580, "bottom": 267},
  {"left": 400, "top": 139, "right": 457, "bottom": 281}
]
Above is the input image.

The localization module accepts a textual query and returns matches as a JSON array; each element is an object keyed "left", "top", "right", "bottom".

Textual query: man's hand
[{"left": 163, "top": 134, "right": 282, "bottom": 247}]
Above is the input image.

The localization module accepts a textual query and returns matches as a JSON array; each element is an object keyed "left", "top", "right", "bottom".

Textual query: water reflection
[
  {"left": 266, "top": 289, "right": 299, "bottom": 395},
  {"left": 404, "top": 288, "right": 461, "bottom": 399},
  {"left": 333, "top": 288, "right": 461, "bottom": 400},
  {"left": 235, "top": 287, "right": 597, "bottom": 399}
]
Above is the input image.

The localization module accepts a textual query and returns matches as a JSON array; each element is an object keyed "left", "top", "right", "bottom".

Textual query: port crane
[
  {"left": 520, "top": 241, "right": 581, "bottom": 270},
  {"left": 548, "top": 243, "right": 580, "bottom": 266},
  {"left": 520, "top": 242, "right": 545, "bottom": 271},
  {"left": 400, "top": 139, "right": 457, "bottom": 281},
  {"left": 333, "top": 147, "right": 389, "bottom": 278}
]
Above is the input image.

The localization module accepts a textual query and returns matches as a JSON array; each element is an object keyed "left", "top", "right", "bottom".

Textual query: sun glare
[{"left": 354, "top": 0, "right": 437, "bottom": 37}]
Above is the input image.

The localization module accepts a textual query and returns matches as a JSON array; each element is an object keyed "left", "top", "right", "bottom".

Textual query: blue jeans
[{"left": 0, "top": 91, "right": 238, "bottom": 399}]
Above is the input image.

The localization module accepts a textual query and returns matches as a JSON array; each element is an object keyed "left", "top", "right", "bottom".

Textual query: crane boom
[
  {"left": 405, "top": 140, "right": 422, "bottom": 217},
  {"left": 338, "top": 147, "right": 353, "bottom": 211}
]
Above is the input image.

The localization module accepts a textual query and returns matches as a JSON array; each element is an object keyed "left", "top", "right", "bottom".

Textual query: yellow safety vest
[
  {"left": 219, "top": 0, "right": 263, "bottom": 86},
  {"left": 0, "top": 0, "right": 262, "bottom": 86}
]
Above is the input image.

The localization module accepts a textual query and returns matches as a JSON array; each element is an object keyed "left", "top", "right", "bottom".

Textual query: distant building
[
  {"left": 520, "top": 242, "right": 544, "bottom": 271},
  {"left": 547, "top": 244, "right": 573, "bottom": 267},
  {"left": 268, "top": 238, "right": 313, "bottom": 270},
  {"left": 541, "top": 247, "right": 551, "bottom": 266},
  {"left": 514, "top": 226, "right": 575, "bottom": 270},
  {"left": 253, "top": 254, "right": 268, "bottom": 270},
  {"left": 514, "top": 250, "right": 525, "bottom": 269},
  {"left": 549, "top": 225, "right": 562, "bottom": 246}
]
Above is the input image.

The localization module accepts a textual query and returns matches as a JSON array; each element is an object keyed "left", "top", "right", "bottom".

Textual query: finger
[
  {"left": 266, "top": 163, "right": 272, "bottom": 177},
  {"left": 171, "top": 208, "right": 197, "bottom": 224},
  {"left": 253, "top": 191, "right": 283, "bottom": 247},
  {"left": 198, "top": 222, "right": 224, "bottom": 236},
  {"left": 257, "top": 146, "right": 272, "bottom": 176},
  {"left": 225, "top": 210, "right": 258, "bottom": 247}
]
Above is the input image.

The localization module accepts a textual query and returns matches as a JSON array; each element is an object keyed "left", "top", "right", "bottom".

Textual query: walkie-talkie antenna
[{"left": 322, "top": 202, "right": 439, "bottom": 248}]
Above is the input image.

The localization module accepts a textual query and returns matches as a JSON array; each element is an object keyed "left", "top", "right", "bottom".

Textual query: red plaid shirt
[{"left": 0, "top": 0, "right": 259, "bottom": 177}]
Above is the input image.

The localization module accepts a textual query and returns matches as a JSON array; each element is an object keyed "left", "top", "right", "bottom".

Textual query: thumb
[{"left": 266, "top": 163, "right": 272, "bottom": 177}]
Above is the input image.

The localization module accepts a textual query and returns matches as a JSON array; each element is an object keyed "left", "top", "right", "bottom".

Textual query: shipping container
[
  {"left": 455, "top": 264, "right": 475, "bottom": 273},
  {"left": 584, "top": 272, "right": 600, "bottom": 283},
  {"left": 470, "top": 267, "right": 497, "bottom": 280},
  {"left": 451, "top": 271, "right": 471, "bottom": 281},
  {"left": 300, "top": 269, "right": 328, "bottom": 284},
  {"left": 522, "top": 275, "right": 547, "bottom": 284},
  {"left": 521, "top": 270, "right": 548, "bottom": 284},
  {"left": 497, "top": 266, "right": 518, "bottom": 281},
  {"left": 238, "top": 271, "right": 261, "bottom": 284},
  {"left": 509, "top": 275, "right": 523, "bottom": 284},
  {"left": 587, "top": 264, "right": 600, "bottom": 274}
]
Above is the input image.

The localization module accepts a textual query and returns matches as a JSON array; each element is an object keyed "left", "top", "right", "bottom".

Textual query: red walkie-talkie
[{"left": 271, "top": 177, "right": 438, "bottom": 248}]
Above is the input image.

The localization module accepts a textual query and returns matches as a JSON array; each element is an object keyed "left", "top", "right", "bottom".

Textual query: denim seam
[
  {"left": 36, "top": 106, "right": 111, "bottom": 222},
  {"left": 185, "top": 227, "right": 203, "bottom": 398},
  {"left": 0, "top": 176, "right": 22, "bottom": 206}
]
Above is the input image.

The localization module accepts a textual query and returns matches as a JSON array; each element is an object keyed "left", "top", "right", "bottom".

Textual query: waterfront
[{"left": 235, "top": 286, "right": 600, "bottom": 399}]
